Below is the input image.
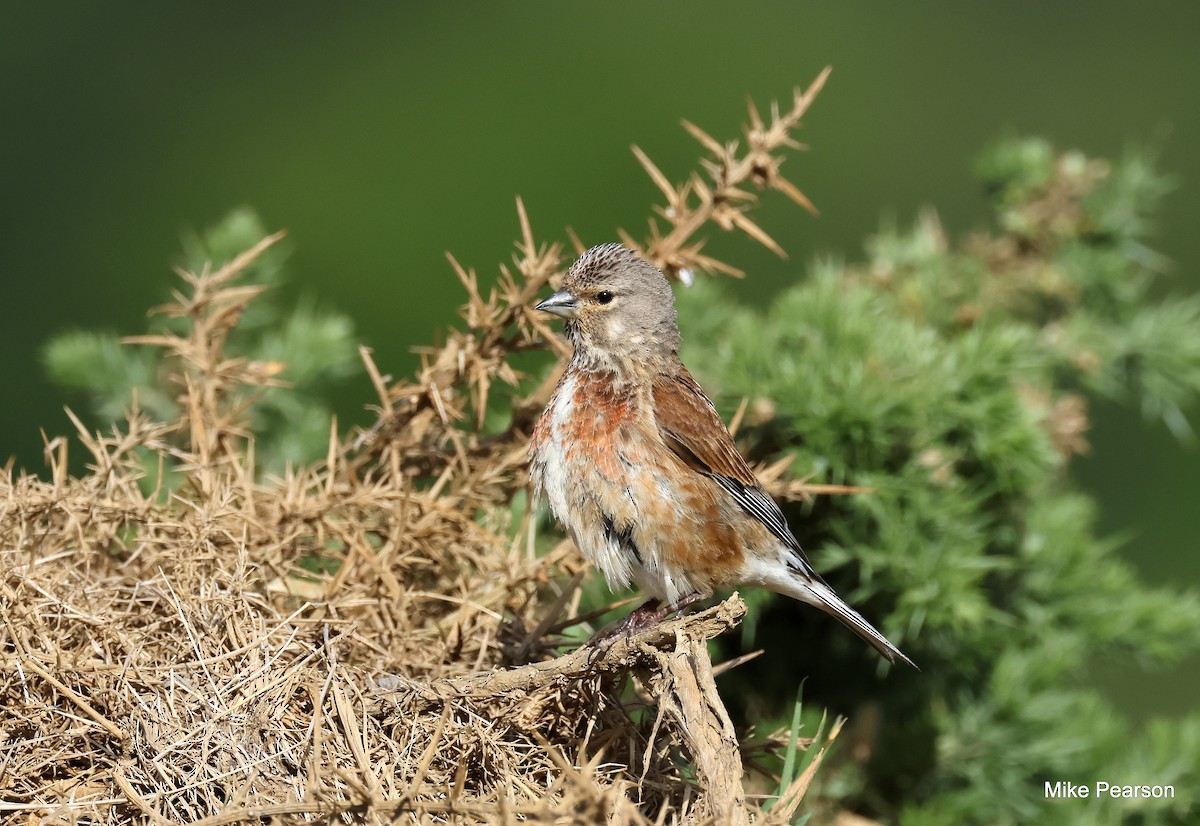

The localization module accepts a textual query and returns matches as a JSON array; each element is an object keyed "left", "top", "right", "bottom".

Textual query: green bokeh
[{"left": 2, "top": 0, "right": 1197, "bottom": 727}]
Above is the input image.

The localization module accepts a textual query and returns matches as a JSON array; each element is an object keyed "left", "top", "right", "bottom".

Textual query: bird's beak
[{"left": 534, "top": 289, "right": 580, "bottom": 319}]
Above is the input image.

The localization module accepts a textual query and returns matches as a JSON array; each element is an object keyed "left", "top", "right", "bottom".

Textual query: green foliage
[
  {"left": 678, "top": 139, "right": 1200, "bottom": 824},
  {"left": 42, "top": 208, "right": 360, "bottom": 478}
]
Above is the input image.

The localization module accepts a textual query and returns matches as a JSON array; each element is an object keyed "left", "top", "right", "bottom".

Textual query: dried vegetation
[{"left": 1, "top": 70, "right": 842, "bottom": 824}]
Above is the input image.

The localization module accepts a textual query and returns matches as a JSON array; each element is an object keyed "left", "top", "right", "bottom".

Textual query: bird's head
[{"left": 535, "top": 244, "right": 681, "bottom": 371}]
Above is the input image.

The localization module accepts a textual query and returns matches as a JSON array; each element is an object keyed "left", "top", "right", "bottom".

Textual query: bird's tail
[{"left": 790, "top": 579, "right": 917, "bottom": 669}]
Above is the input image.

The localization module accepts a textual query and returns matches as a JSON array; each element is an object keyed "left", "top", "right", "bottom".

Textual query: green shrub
[{"left": 680, "top": 138, "right": 1200, "bottom": 824}]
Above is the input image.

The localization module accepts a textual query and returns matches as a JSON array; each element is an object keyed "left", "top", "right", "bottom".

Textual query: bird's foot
[
  {"left": 585, "top": 591, "right": 706, "bottom": 658},
  {"left": 587, "top": 598, "right": 662, "bottom": 653}
]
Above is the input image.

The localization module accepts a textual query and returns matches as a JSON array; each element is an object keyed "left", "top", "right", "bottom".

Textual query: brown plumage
[{"left": 530, "top": 243, "right": 914, "bottom": 666}]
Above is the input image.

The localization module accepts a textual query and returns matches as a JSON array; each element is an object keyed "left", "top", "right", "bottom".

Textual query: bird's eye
[{"left": 596, "top": 290, "right": 614, "bottom": 305}]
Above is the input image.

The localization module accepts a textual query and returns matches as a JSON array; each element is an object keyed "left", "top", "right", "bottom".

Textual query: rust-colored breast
[
  {"left": 562, "top": 372, "right": 637, "bottom": 480},
  {"left": 531, "top": 362, "right": 755, "bottom": 602}
]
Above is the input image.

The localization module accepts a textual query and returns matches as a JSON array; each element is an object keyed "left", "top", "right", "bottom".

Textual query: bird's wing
[{"left": 651, "top": 367, "right": 803, "bottom": 553}]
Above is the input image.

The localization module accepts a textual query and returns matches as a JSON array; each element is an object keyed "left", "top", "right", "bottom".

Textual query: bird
[{"left": 529, "top": 243, "right": 914, "bottom": 667}]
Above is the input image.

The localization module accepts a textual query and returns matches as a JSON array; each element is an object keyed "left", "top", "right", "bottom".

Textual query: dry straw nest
[{"left": 1, "top": 71, "right": 844, "bottom": 824}]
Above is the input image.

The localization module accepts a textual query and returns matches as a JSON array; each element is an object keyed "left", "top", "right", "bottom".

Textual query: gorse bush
[
  {"left": 679, "top": 138, "right": 1200, "bottom": 824},
  {"left": 24, "top": 66, "right": 1200, "bottom": 823}
]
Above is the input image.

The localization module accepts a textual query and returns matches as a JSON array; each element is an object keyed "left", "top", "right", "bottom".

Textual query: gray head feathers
[{"left": 552, "top": 244, "right": 681, "bottom": 371}]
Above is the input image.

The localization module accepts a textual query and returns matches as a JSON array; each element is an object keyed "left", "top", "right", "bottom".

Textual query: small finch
[{"left": 530, "top": 243, "right": 914, "bottom": 666}]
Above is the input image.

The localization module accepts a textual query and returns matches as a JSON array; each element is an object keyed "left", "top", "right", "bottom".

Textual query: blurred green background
[{"left": 2, "top": 0, "right": 1197, "bottom": 729}]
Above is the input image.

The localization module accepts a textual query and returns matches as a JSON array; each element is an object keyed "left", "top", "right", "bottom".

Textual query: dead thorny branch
[
  {"left": 624, "top": 67, "right": 829, "bottom": 280},
  {"left": 1, "top": 70, "right": 842, "bottom": 824}
]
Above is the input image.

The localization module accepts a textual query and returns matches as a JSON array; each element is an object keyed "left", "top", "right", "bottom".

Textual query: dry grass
[{"left": 1, "top": 70, "right": 843, "bottom": 824}]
